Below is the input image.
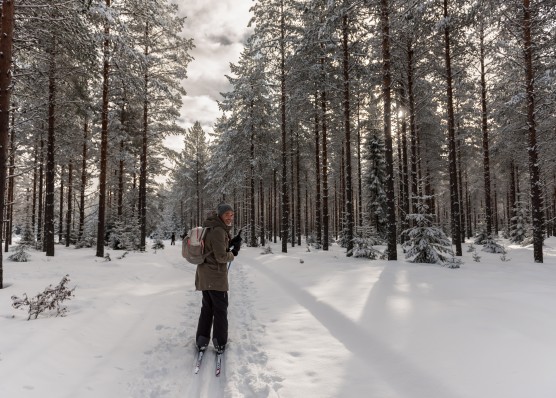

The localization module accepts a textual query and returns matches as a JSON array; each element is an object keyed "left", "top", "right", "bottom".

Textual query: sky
[{"left": 165, "top": 0, "right": 254, "bottom": 151}]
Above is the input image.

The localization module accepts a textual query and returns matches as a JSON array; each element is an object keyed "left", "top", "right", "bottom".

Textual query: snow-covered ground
[{"left": 1, "top": 237, "right": 556, "bottom": 398}]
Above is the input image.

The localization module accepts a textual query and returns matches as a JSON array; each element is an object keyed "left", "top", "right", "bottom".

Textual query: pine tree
[
  {"left": 363, "top": 132, "right": 388, "bottom": 239},
  {"left": 403, "top": 198, "right": 454, "bottom": 265},
  {"left": 509, "top": 193, "right": 529, "bottom": 244}
]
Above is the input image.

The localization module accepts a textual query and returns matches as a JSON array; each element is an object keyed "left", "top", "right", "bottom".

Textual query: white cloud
[{"left": 171, "top": 0, "right": 253, "bottom": 133}]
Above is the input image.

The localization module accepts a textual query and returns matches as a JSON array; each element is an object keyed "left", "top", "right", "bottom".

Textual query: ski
[
  {"left": 215, "top": 352, "right": 223, "bottom": 377},
  {"left": 194, "top": 349, "right": 205, "bottom": 374}
]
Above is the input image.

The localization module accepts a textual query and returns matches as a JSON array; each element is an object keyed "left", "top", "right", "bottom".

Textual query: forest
[{"left": 0, "top": 0, "right": 555, "bottom": 288}]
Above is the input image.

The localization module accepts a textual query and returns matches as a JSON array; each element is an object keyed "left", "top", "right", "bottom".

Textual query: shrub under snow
[{"left": 11, "top": 275, "right": 76, "bottom": 320}]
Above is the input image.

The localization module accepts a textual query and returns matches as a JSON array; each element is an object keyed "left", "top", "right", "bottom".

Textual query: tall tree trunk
[
  {"left": 508, "top": 160, "right": 516, "bottom": 234},
  {"left": 273, "top": 169, "right": 277, "bottom": 243},
  {"left": 314, "top": 92, "right": 322, "bottom": 247},
  {"left": 250, "top": 116, "right": 256, "bottom": 247},
  {"left": 398, "top": 87, "right": 410, "bottom": 237},
  {"left": 321, "top": 86, "right": 329, "bottom": 250},
  {"left": 118, "top": 137, "right": 124, "bottom": 219},
  {"left": 0, "top": 0, "right": 15, "bottom": 287},
  {"left": 78, "top": 120, "right": 88, "bottom": 242},
  {"left": 342, "top": 12, "right": 354, "bottom": 256},
  {"left": 407, "top": 44, "right": 418, "bottom": 213},
  {"left": 280, "top": 0, "right": 289, "bottom": 253},
  {"left": 96, "top": 0, "right": 110, "bottom": 257},
  {"left": 32, "top": 145, "right": 37, "bottom": 239},
  {"left": 260, "top": 179, "right": 265, "bottom": 246},
  {"left": 380, "top": 0, "right": 397, "bottom": 260},
  {"left": 38, "top": 133, "right": 44, "bottom": 247},
  {"left": 65, "top": 160, "right": 73, "bottom": 247},
  {"left": 290, "top": 128, "right": 295, "bottom": 247},
  {"left": 443, "top": 0, "right": 462, "bottom": 256},
  {"left": 457, "top": 121, "right": 465, "bottom": 243},
  {"left": 357, "top": 92, "right": 363, "bottom": 228},
  {"left": 479, "top": 24, "right": 493, "bottom": 236},
  {"left": 522, "top": 0, "right": 543, "bottom": 262},
  {"left": 5, "top": 111, "right": 15, "bottom": 251},
  {"left": 58, "top": 165, "right": 64, "bottom": 243},
  {"left": 296, "top": 129, "right": 301, "bottom": 246},
  {"left": 139, "top": 20, "right": 149, "bottom": 251},
  {"left": 44, "top": 38, "right": 56, "bottom": 257},
  {"left": 118, "top": 100, "right": 126, "bottom": 220}
]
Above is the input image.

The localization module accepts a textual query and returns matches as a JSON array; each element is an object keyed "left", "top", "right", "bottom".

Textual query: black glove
[
  {"left": 231, "top": 248, "right": 239, "bottom": 256},
  {"left": 230, "top": 233, "right": 242, "bottom": 250}
]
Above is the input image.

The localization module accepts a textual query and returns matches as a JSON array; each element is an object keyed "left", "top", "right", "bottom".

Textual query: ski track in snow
[{"left": 129, "top": 247, "right": 283, "bottom": 398}]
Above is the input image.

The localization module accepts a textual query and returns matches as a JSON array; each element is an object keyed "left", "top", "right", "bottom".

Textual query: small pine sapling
[
  {"left": 152, "top": 239, "right": 165, "bottom": 250},
  {"left": 12, "top": 275, "right": 76, "bottom": 320},
  {"left": 260, "top": 246, "right": 273, "bottom": 255},
  {"left": 402, "top": 198, "right": 456, "bottom": 266},
  {"left": 500, "top": 245, "right": 511, "bottom": 262},
  {"left": 444, "top": 252, "right": 463, "bottom": 269},
  {"left": 481, "top": 237, "right": 505, "bottom": 253},
  {"left": 472, "top": 248, "right": 481, "bottom": 262},
  {"left": 8, "top": 243, "right": 31, "bottom": 262}
]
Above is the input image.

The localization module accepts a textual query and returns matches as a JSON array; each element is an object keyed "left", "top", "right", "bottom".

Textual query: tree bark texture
[
  {"left": 443, "top": 0, "right": 462, "bottom": 256},
  {"left": 96, "top": 0, "right": 110, "bottom": 257},
  {"left": 0, "top": 0, "right": 15, "bottom": 287},
  {"left": 380, "top": 0, "right": 397, "bottom": 260},
  {"left": 342, "top": 13, "right": 354, "bottom": 256},
  {"left": 522, "top": 0, "right": 544, "bottom": 262}
]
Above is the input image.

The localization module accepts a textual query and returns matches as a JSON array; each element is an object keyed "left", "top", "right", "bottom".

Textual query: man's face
[{"left": 220, "top": 210, "right": 234, "bottom": 226}]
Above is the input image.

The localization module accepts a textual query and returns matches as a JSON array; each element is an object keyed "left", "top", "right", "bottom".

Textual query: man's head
[{"left": 217, "top": 203, "right": 234, "bottom": 226}]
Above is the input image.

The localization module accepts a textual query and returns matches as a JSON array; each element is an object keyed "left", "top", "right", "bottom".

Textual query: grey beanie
[{"left": 217, "top": 203, "right": 234, "bottom": 217}]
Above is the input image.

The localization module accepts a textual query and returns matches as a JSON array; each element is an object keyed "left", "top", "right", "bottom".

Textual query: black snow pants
[{"left": 196, "top": 290, "right": 228, "bottom": 349}]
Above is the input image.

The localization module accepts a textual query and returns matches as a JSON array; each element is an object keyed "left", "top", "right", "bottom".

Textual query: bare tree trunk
[
  {"left": 139, "top": 20, "right": 149, "bottom": 251},
  {"left": 380, "top": 0, "right": 397, "bottom": 260},
  {"left": 273, "top": 169, "right": 277, "bottom": 243},
  {"left": 65, "top": 160, "right": 73, "bottom": 246},
  {"left": 250, "top": 115, "right": 256, "bottom": 247},
  {"left": 290, "top": 128, "right": 295, "bottom": 247},
  {"left": 314, "top": 92, "right": 322, "bottom": 247},
  {"left": 96, "top": 0, "right": 110, "bottom": 257},
  {"left": 280, "top": 0, "right": 289, "bottom": 253},
  {"left": 342, "top": 12, "right": 354, "bottom": 256},
  {"left": 357, "top": 92, "right": 363, "bottom": 228},
  {"left": 5, "top": 112, "right": 15, "bottom": 252},
  {"left": 118, "top": 137, "right": 124, "bottom": 219},
  {"left": 398, "top": 87, "right": 410, "bottom": 238},
  {"left": 0, "top": 0, "right": 15, "bottom": 287},
  {"left": 321, "top": 92, "right": 329, "bottom": 251},
  {"left": 443, "top": 0, "right": 462, "bottom": 255},
  {"left": 38, "top": 133, "right": 44, "bottom": 248},
  {"left": 117, "top": 100, "right": 126, "bottom": 220},
  {"left": 457, "top": 121, "right": 465, "bottom": 243},
  {"left": 260, "top": 179, "right": 265, "bottom": 246},
  {"left": 32, "top": 145, "right": 37, "bottom": 239},
  {"left": 296, "top": 129, "right": 301, "bottom": 246},
  {"left": 58, "top": 165, "right": 64, "bottom": 243},
  {"left": 479, "top": 24, "right": 493, "bottom": 236},
  {"left": 407, "top": 44, "right": 418, "bottom": 213},
  {"left": 508, "top": 160, "right": 516, "bottom": 234},
  {"left": 78, "top": 120, "right": 88, "bottom": 242},
  {"left": 44, "top": 38, "right": 56, "bottom": 257},
  {"left": 522, "top": 0, "right": 543, "bottom": 262}
]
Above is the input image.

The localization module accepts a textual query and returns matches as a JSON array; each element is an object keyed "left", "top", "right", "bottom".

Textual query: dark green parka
[{"left": 194, "top": 214, "right": 234, "bottom": 291}]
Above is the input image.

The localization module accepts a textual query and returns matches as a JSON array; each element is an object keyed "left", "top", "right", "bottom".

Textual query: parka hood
[{"left": 203, "top": 213, "right": 231, "bottom": 232}]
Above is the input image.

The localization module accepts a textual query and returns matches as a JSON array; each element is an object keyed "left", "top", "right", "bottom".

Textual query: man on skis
[{"left": 195, "top": 203, "right": 242, "bottom": 355}]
